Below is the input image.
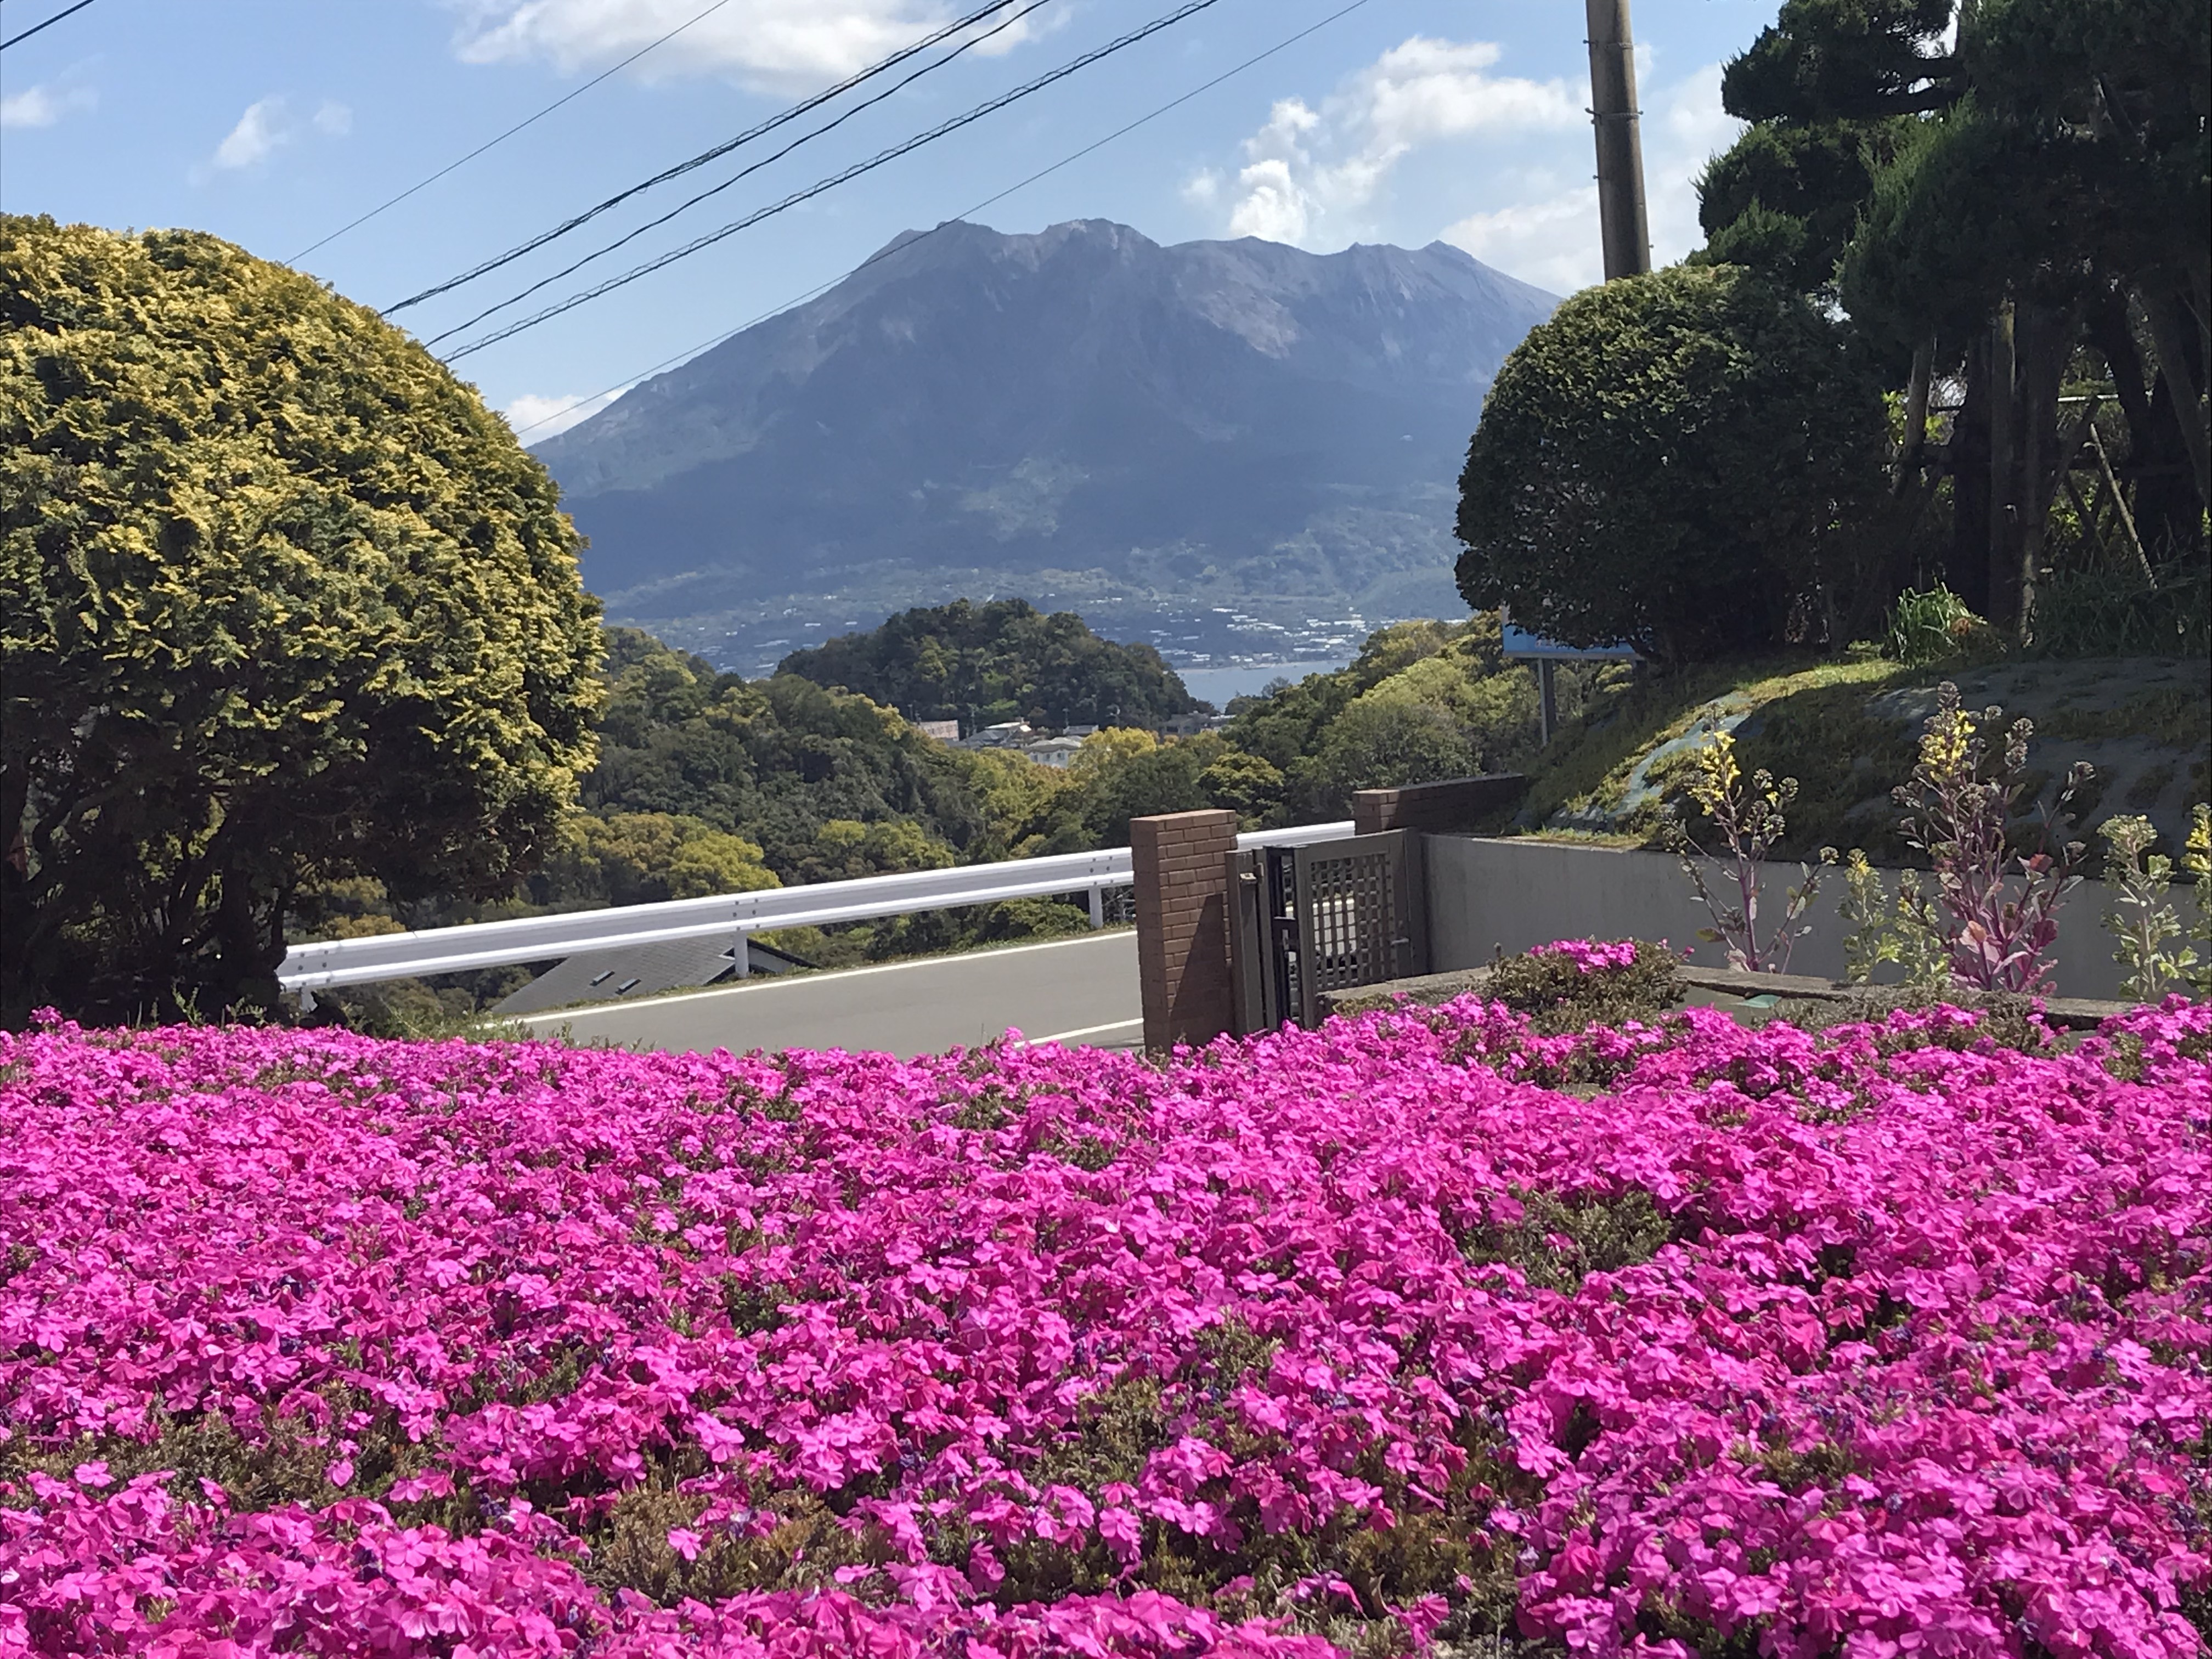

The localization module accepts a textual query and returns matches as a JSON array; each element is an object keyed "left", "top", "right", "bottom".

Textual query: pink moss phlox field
[
  {"left": 2, "top": 985, "right": 2209, "bottom": 1657},
  {"left": 1529, "top": 940, "right": 1642, "bottom": 975}
]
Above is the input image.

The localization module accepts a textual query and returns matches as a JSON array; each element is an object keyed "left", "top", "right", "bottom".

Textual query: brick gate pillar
[{"left": 1130, "top": 809, "right": 1240, "bottom": 1052}]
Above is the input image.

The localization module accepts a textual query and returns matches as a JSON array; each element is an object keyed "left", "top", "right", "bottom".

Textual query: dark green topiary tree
[
  {"left": 1454, "top": 263, "right": 1891, "bottom": 665},
  {"left": 1, "top": 216, "right": 605, "bottom": 1025}
]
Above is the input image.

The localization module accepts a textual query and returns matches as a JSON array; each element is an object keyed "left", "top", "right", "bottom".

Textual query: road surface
[{"left": 515, "top": 930, "right": 1142, "bottom": 1059}]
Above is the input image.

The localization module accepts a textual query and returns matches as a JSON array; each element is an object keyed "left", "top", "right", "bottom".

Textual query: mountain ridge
[{"left": 534, "top": 218, "right": 1557, "bottom": 669}]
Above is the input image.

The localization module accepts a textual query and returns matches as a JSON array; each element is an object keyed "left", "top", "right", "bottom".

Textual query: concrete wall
[{"left": 1424, "top": 835, "right": 2136, "bottom": 1001}]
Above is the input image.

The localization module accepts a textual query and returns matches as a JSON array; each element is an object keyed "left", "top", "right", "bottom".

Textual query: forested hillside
[
  {"left": 578, "top": 628, "right": 991, "bottom": 882},
  {"left": 777, "top": 599, "right": 1197, "bottom": 731}
]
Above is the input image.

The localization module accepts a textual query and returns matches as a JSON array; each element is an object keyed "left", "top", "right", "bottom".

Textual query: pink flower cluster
[
  {"left": 1530, "top": 939, "right": 1644, "bottom": 974},
  {"left": 2, "top": 989, "right": 2208, "bottom": 1657}
]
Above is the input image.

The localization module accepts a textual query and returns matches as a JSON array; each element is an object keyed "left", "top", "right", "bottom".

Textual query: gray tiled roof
[{"left": 494, "top": 936, "right": 804, "bottom": 1015}]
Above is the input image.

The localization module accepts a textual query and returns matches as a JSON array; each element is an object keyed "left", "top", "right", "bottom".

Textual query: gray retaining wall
[{"left": 1424, "top": 834, "right": 2145, "bottom": 1002}]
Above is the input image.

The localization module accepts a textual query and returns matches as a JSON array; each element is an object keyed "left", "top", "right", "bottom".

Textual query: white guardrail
[{"left": 278, "top": 821, "right": 1355, "bottom": 995}]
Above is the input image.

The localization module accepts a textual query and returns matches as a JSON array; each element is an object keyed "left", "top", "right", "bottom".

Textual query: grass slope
[{"left": 1506, "top": 652, "right": 2210, "bottom": 860}]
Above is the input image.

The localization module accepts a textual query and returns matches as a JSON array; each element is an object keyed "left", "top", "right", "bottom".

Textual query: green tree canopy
[
  {"left": 777, "top": 598, "right": 1199, "bottom": 731},
  {"left": 1701, "top": 0, "right": 2208, "bottom": 625},
  {"left": 544, "top": 812, "right": 778, "bottom": 909},
  {"left": 1, "top": 216, "right": 603, "bottom": 1024},
  {"left": 1455, "top": 265, "right": 1891, "bottom": 664},
  {"left": 578, "top": 628, "right": 988, "bottom": 878},
  {"left": 1841, "top": 0, "right": 2209, "bottom": 529},
  {"left": 1697, "top": 120, "right": 1912, "bottom": 296}
]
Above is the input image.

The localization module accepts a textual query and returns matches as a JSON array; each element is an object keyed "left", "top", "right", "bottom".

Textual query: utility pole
[{"left": 1585, "top": 0, "right": 1651, "bottom": 280}]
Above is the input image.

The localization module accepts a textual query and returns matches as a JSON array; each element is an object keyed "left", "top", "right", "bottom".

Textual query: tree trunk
[
  {"left": 1987, "top": 303, "right": 2022, "bottom": 631},
  {"left": 2095, "top": 288, "right": 2200, "bottom": 560},
  {"left": 2013, "top": 300, "right": 2068, "bottom": 640},
  {"left": 1946, "top": 336, "right": 1993, "bottom": 613},
  {"left": 2139, "top": 284, "right": 2210, "bottom": 518},
  {"left": 1894, "top": 340, "right": 1933, "bottom": 494}
]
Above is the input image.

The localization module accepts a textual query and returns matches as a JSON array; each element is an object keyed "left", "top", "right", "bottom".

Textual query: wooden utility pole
[{"left": 1586, "top": 0, "right": 1651, "bottom": 280}]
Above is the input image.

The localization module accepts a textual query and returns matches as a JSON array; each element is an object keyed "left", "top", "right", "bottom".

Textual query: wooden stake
[{"left": 2086, "top": 422, "right": 2155, "bottom": 584}]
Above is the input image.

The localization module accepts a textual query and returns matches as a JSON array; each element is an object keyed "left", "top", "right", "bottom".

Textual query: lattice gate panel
[
  {"left": 1302, "top": 849, "right": 1392, "bottom": 991},
  {"left": 1231, "top": 832, "right": 1430, "bottom": 1034},
  {"left": 1291, "top": 832, "right": 1426, "bottom": 1027}
]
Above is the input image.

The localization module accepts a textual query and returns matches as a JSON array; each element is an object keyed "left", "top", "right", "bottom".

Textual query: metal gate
[{"left": 1229, "top": 830, "right": 1427, "bottom": 1032}]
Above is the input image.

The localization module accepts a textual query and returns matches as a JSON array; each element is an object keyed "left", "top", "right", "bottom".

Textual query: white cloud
[
  {"left": 1443, "top": 187, "right": 1602, "bottom": 294},
  {"left": 1179, "top": 168, "right": 1221, "bottom": 207},
  {"left": 449, "top": 0, "right": 1041, "bottom": 92},
  {"left": 313, "top": 99, "right": 353, "bottom": 137},
  {"left": 505, "top": 387, "right": 627, "bottom": 443},
  {"left": 1438, "top": 60, "right": 1743, "bottom": 294},
  {"left": 1, "top": 83, "right": 97, "bottom": 129},
  {"left": 214, "top": 97, "right": 290, "bottom": 168},
  {"left": 1215, "top": 37, "right": 1578, "bottom": 251},
  {"left": 1359, "top": 37, "right": 1578, "bottom": 148}
]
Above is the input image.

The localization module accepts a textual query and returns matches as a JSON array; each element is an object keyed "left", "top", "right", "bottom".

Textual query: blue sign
[{"left": 1499, "top": 623, "right": 1640, "bottom": 662}]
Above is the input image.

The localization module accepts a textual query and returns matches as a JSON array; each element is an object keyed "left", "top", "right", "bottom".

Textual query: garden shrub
[
  {"left": 1455, "top": 264, "right": 1891, "bottom": 664},
  {"left": 1480, "top": 938, "right": 1680, "bottom": 1034}
]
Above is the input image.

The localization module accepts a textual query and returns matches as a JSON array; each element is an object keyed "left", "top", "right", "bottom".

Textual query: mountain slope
[{"left": 535, "top": 219, "right": 1556, "bottom": 669}]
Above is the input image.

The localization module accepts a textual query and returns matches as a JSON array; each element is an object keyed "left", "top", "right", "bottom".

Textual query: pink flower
[{"left": 1, "top": 994, "right": 2204, "bottom": 1657}]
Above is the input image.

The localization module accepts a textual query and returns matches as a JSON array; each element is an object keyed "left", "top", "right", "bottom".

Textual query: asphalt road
[{"left": 515, "top": 930, "right": 1142, "bottom": 1059}]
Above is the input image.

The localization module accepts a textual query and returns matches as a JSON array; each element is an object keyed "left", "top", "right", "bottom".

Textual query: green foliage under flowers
[
  {"left": 1, "top": 215, "right": 603, "bottom": 1029},
  {"left": 1766, "top": 985, "right": 2052, "bottom": 1057},
  {"left": 1481, "top": 940, "right": 1681, "bottom": 1036},
  {"left": 1455, "top": 264, "right": 1893, "bottom": 665}
]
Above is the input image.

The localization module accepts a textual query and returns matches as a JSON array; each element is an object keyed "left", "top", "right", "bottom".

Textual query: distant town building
[
  {"left": 913, "top": 719, "right": 961, "bottom": 741},
  {"left": 959, "top": 720, "right": 1035, "bottom": 751},
  {"left": 1023, "top": 736, "right": 1086, "bottom": 769}
]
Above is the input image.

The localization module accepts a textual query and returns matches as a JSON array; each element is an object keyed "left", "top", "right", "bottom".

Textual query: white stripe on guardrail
[{"left": 277, "top": 821, "right": 1352, "bottom": 992}]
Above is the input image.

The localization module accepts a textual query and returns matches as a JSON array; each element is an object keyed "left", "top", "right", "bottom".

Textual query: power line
[
  {"left": 289, "top": 0, "right": 736, "bottom": 264},
  {"left": 509, "top": 0, "right": 1375, "bottom": 441},
  {"left": 442, "top": 0, "right": 1224, "bottom": 362},
  {"left": 0, "top": 0, "right": 95, "bottom": 53},
  {"left": 419, "top": 0, "right": 1054, "bottom": 343},
  {"left": 387, "top": 0, "right": 1040, "bottom": 315}
]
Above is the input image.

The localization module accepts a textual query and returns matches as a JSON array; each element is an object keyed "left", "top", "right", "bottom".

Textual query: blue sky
[{"left": 2, "top": 0, "right": 1771, "bottom": 440}]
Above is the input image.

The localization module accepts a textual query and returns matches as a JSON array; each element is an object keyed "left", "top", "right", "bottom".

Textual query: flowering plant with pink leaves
[{"left": 2, "top": 982, "right": 2208, "bottom": 1657}]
